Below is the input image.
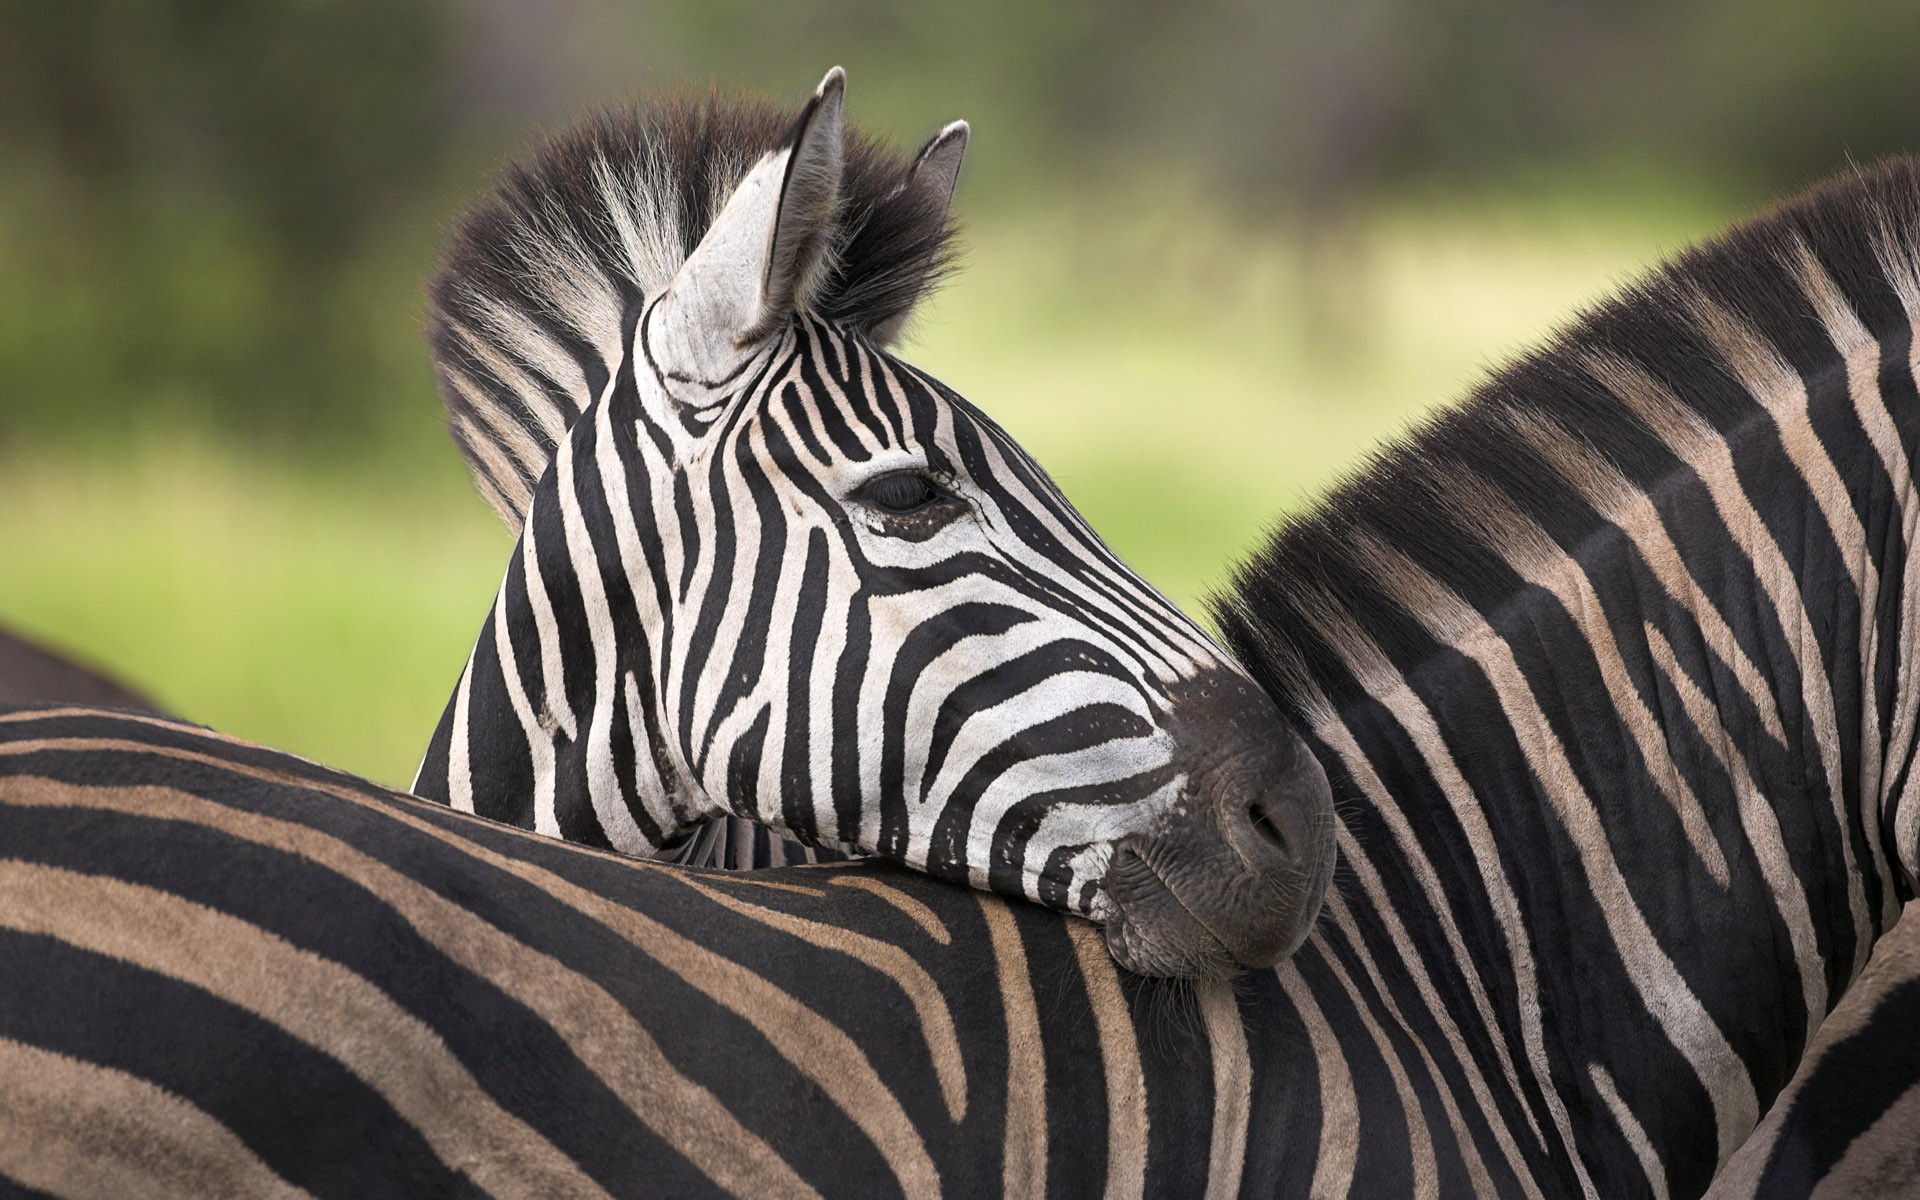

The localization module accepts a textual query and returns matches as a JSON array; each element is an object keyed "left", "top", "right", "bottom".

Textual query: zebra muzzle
[{"left": 1098, "top": 671, "right": 1337, "bottom": 979}]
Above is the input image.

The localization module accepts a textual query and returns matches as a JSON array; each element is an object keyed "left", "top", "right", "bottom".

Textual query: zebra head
[{"left": 417, "top": 69, "right": 1337, "bottom": 978}]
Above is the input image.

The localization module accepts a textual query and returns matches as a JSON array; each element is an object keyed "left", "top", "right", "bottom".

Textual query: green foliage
[
  {"left": 0, "top": 0, "right": 455, "bottom": 444},
  {"left": 2, "top": 0, "right": 1913, "bottom": 449}
]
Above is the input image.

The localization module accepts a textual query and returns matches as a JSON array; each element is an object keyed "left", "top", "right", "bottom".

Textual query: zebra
[
  {"left": 1192, "top": 152, "right": 1920, "bottom": 1197},
  {"left": 7, "top": 153, "right": 1920, "bottom": 1198},
  {"left": 406, "top": 69, "right": 1338, "bottom": 980},
  {"left": 424, "top": 114, "right": 1920, "bottom": 1198}
]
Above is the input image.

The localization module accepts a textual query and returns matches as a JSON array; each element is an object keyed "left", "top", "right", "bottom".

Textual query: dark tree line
[{"left": 2, "top": 0, "right": 1913, "bottom": 444}]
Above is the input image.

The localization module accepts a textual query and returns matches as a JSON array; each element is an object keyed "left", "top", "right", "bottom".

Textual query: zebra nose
[
  {"left": 1161, "top": 668, "right": 1329, "bottom": 867},
  {"left": 1097, "top": 667, "right": 1337, "bottom": 978},
  {"left": 1219, "top": 745, "right": 1326, "bottom": 873}
]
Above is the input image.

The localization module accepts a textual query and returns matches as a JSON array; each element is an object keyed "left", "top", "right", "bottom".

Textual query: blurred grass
[
  {"left": 0, "top": 439, "right": 505, "bottom": 782},
  {"left": 0, "top": 182, "right": 1730, "bottom": 785}
]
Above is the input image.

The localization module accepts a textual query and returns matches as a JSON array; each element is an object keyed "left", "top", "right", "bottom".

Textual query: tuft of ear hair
[
  {"left": 911, "top": 120, "right": 969, "bottom": 203},
  {"left": 427, "top": 67, "right": 969, "bottom": 528}
]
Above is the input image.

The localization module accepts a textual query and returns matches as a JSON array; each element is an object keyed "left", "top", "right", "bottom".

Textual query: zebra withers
[{"left": 410, "top": 69, "right": 1339, "bottom": 979}]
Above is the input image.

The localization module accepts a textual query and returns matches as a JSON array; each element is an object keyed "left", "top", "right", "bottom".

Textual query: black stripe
[{"left": 0, "top": 927, "right": 474, "bottom": 1200}]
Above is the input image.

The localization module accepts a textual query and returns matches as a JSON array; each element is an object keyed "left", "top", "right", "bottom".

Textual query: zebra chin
[{"left": 1095, "top": 671, "right": 1338, "bottom": 980}]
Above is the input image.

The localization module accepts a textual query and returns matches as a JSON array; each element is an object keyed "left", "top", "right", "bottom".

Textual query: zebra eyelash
[
  {"left": 846, "top": 468, "right": 971, "bottom": 540},
  {"left": 860, "top": 469, "right": 947, "bottom": 514}
]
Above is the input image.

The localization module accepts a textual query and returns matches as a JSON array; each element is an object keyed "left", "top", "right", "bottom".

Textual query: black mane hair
[
  {"left": 426, "top": 87, "right": 962, "bottom": 530},
  {"left": 1213, "top": 156, "right": 1920, "bottom": 722}
]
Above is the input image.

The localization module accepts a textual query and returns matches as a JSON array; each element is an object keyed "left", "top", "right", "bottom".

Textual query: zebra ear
[
  {"left": 910, "top": 120, "right": 969, "bottom": 210},
  {"left": 869, "top": 119, "right": 968, "bottom": 347},
  {"left": 643, "top": 67, "right": 846, "bottom": 405}
]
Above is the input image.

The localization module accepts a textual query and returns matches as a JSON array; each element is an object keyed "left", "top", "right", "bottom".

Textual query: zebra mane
[
  {"left": 426, "top": 89, "right": 963, "bottom": 531},
  {"left": 1214, "top": 155, "right": 1920, "bottom": 723}
]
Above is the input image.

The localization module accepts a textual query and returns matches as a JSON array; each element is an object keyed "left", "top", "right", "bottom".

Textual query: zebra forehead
[{"left": 428, "top": 86, "right": 963, "bottom": 534}]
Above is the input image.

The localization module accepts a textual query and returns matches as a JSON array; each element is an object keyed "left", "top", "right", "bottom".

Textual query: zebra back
[{"left": 0, "top": 705, "right": 1234, "bottom": 1197}]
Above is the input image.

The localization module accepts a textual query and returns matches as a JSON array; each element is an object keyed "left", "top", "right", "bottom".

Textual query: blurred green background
[{"left": 2, "top": 2, "right": 1914, "bottom": 784}]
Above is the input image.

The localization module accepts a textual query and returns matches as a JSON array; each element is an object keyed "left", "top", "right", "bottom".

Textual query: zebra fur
[
  {"left": 1204, "top": 153, "right": 1920, "bottom": 1195},
  {"left": 1707, "top": 901, "right": 1920, "bottom": 1198},
  {"left": 1, "top": 705, "right": 1244, "bottom": 1199},
  {"left": 426, "top": 83, "right": 959, "bottom": 536}
]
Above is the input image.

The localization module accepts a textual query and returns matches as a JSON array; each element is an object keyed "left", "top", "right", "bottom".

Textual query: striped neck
[
  {"left": 415, "top": 398, "right": 705, "bottom": 850},
  {"left": 1316, "top": 492, "right": 1902, "bottom": 1187}
]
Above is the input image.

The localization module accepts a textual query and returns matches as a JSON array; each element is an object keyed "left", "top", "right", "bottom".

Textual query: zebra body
[
  {"left": 0, "top": 693, "right": 1908, "bottom": 1196},
  {"left": 2, "top": 706, "right": 1252, "bottom": 1199},
  {"left": 409, "top": 70, "right": 1337, "bottom": 979}
]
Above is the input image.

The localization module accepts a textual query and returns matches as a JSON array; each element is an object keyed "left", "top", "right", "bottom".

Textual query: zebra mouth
[
  {"left": 1098, "top": 668, "right": 1336, "bottom": 979},
  {"left": 1098, "top": 824, "right": 1330, "bottom": 980},
  {"left": 1095, "top": 704, "right": 1337, "bottom": 980},
  {"left": 1100, "top": 845, "right": 1242, "bottom": 980}
]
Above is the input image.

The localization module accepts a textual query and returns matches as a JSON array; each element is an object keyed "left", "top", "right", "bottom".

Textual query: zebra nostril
[
  {"left": 1248, "top": 799, "right": 1292, "bottom": 857},
  {"left": 1237, "top": 791, "right": 1310, "bottom": 868}
]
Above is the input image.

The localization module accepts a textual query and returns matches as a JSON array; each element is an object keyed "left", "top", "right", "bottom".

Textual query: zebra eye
[{"left": 863, "top": 471, "right": 942, "bottom": 514}]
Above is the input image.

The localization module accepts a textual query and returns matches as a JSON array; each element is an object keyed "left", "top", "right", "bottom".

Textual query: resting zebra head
[{"left": 413, "top": 69, "right": 1337, "bottom": 978}]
